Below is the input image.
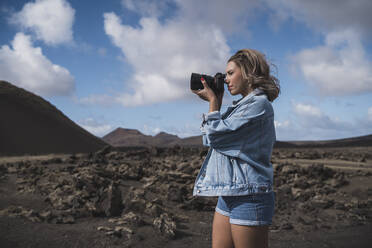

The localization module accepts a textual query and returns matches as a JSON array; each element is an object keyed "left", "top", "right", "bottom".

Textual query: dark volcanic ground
[{"left": 0, "top": 146, "right": 371, "bottom": 248}]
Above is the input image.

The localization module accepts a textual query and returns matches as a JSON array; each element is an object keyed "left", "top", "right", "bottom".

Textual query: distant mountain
[
  {"left": 102, "top": 128, "right": 202, "bottom": 147},
  {"left": 102, "top": 128, "right": 154, "bottom": 147},
  {"left": 103, "top": 126, "right": 372, "bottom": 148},
  {"left": 276, "top": 134, "right": 372, "bottom": 148},
  {"left": 0, "top": 80, "right": 108, "bottom": 156},
  {"left": 180, "top": 135, "right": 204, "bottom": 147},
  {"left": 153, "top": 132, "right": 181, "bottom": 146}
]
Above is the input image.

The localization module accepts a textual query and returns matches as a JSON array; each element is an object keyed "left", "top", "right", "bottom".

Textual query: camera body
[{"left": 190, "top": 72, "right": 226, "bottom": 95}]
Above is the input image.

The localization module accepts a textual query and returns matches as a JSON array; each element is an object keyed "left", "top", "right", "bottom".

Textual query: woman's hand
[
  {"left": 192, "top": 78, "right": 223, "bottom": 112},
  {"left": 191, "top": 78, "right": 217, "bottom": 102}
]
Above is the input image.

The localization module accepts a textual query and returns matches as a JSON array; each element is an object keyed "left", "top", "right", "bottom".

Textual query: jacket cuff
[
  {"left": 202, "top": 111, "right": 221, "bottom": 123},
  {"left": 201, "top": 111, "right": 221, "bottom": 136}
]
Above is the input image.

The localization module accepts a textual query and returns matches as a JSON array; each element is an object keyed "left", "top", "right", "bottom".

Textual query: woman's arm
[{"left": 201, "top": 96, "right": 271, "bottom": 148}]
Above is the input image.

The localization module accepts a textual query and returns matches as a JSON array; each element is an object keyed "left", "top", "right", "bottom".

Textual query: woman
[{"left": 192, "top": 49, "right": 280, "bottom": 248}]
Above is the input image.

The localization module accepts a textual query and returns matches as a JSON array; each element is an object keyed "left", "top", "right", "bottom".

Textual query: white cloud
[
  {"left": 103, "top": 12, "right": 230, "bottom": 106},
  {"left": 0, "top": 32, "right": 75, "bottom": 96},
  {"left": 121, "top": 0, "right": 173, "bottom": 17},
  {"left": 293, "top": 102, "right": 350, "bottom": 130},
  {"left": 122, "top": 0, "right": 260, "bottom": 33},
  {"left": 142, "top": 124, "right": 162, "bottom": 136},
  {"left": 265, "top": 0, "right": 372, "bottom": 37},
  {"left": 174, "top": 0, "right": 261, "bottom": 34},
  {"left": 368, "top": 107, "right": 372, "bottom": 122},
  {"left": 274, "top": 120, "right": 290, "bottom": 129},
  {"left": 274, "top": 120, "right": 295, "bottom": 140},
  {"left": 265, "top": 1, "right": 372, "bottom": 97},
  {"left": 101, "top": 0, "right": 268, "bottom": 106},
  {"left": 274, "top": 119, "right": 302, "bottom": 141},
  {"left": 291, "top": 30, "right": 372, "bottom": 96},
  {"left": 142, "top": 123, "right": 200, "bottom": 138},
  {"left": 77, "top": 94, "right": 116, "bottom": 107},
  {"left": 293, "top": 103, "right": 322, "bottom": 118},
  {"left": 273, "top": 103, "right": 371, "bottom": 141},
  {"left": 78, "top": 118, "right": 114, "bottom": 137},
  {"left": 10, "top": 0, "right": 75, "bottom": 45}
]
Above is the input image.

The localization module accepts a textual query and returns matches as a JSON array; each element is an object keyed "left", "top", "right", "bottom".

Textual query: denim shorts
[{"left": 215, "top": 191, "right": 275, "bottom": 226}]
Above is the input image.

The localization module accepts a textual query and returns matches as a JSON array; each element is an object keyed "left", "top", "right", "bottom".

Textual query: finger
[{"left": 200, "top": 78, "right": 209, "bottom": 89}]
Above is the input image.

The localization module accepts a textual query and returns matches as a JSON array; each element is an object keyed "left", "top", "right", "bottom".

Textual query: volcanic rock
[{"left": 153, "top": 213, "right": 177, "bottom": 239}]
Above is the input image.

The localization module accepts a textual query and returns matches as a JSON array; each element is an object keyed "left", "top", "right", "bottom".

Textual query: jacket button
[
  {"left": 259, "top": 186, "right": 267, "bottom": 192},
  {"left": 202, "top": 172, "right": 206, "bottom": 177}
]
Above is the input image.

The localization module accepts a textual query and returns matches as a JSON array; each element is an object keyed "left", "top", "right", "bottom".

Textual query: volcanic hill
[{"left": 0, "top": 80, "right": 107, "bottom": 156}]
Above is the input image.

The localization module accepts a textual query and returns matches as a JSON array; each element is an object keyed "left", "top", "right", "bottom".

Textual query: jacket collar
[{"left": 231, "top": 88, "right": 264, "bottom": 107}]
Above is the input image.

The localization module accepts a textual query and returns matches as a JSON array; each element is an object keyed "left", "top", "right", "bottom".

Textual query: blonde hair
[{"left": 228, "top": 49, "right": 280, "bottom": 102}]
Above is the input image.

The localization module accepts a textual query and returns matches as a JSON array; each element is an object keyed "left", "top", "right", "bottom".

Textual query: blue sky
[{"left": 1, "top": 0, "right": 371, "bottom": 141}]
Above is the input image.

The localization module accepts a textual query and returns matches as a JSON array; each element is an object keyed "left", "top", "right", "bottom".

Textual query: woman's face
[{"left": 225, "top": 61, "right": 250, "bottom": 97}]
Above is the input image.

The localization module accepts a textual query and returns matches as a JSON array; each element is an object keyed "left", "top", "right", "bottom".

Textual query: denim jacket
[{"left": 193, "top": 88, "right": 276, "bottom": 196}]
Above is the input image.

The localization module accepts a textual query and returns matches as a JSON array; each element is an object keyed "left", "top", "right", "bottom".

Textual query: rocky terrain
[{"left": 0, "top": 146, "right": 371, "bottom": 248}]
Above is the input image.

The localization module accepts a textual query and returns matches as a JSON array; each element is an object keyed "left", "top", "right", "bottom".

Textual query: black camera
[{"left": 190, "top": 72, "right": 226, "bottom": 95}]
